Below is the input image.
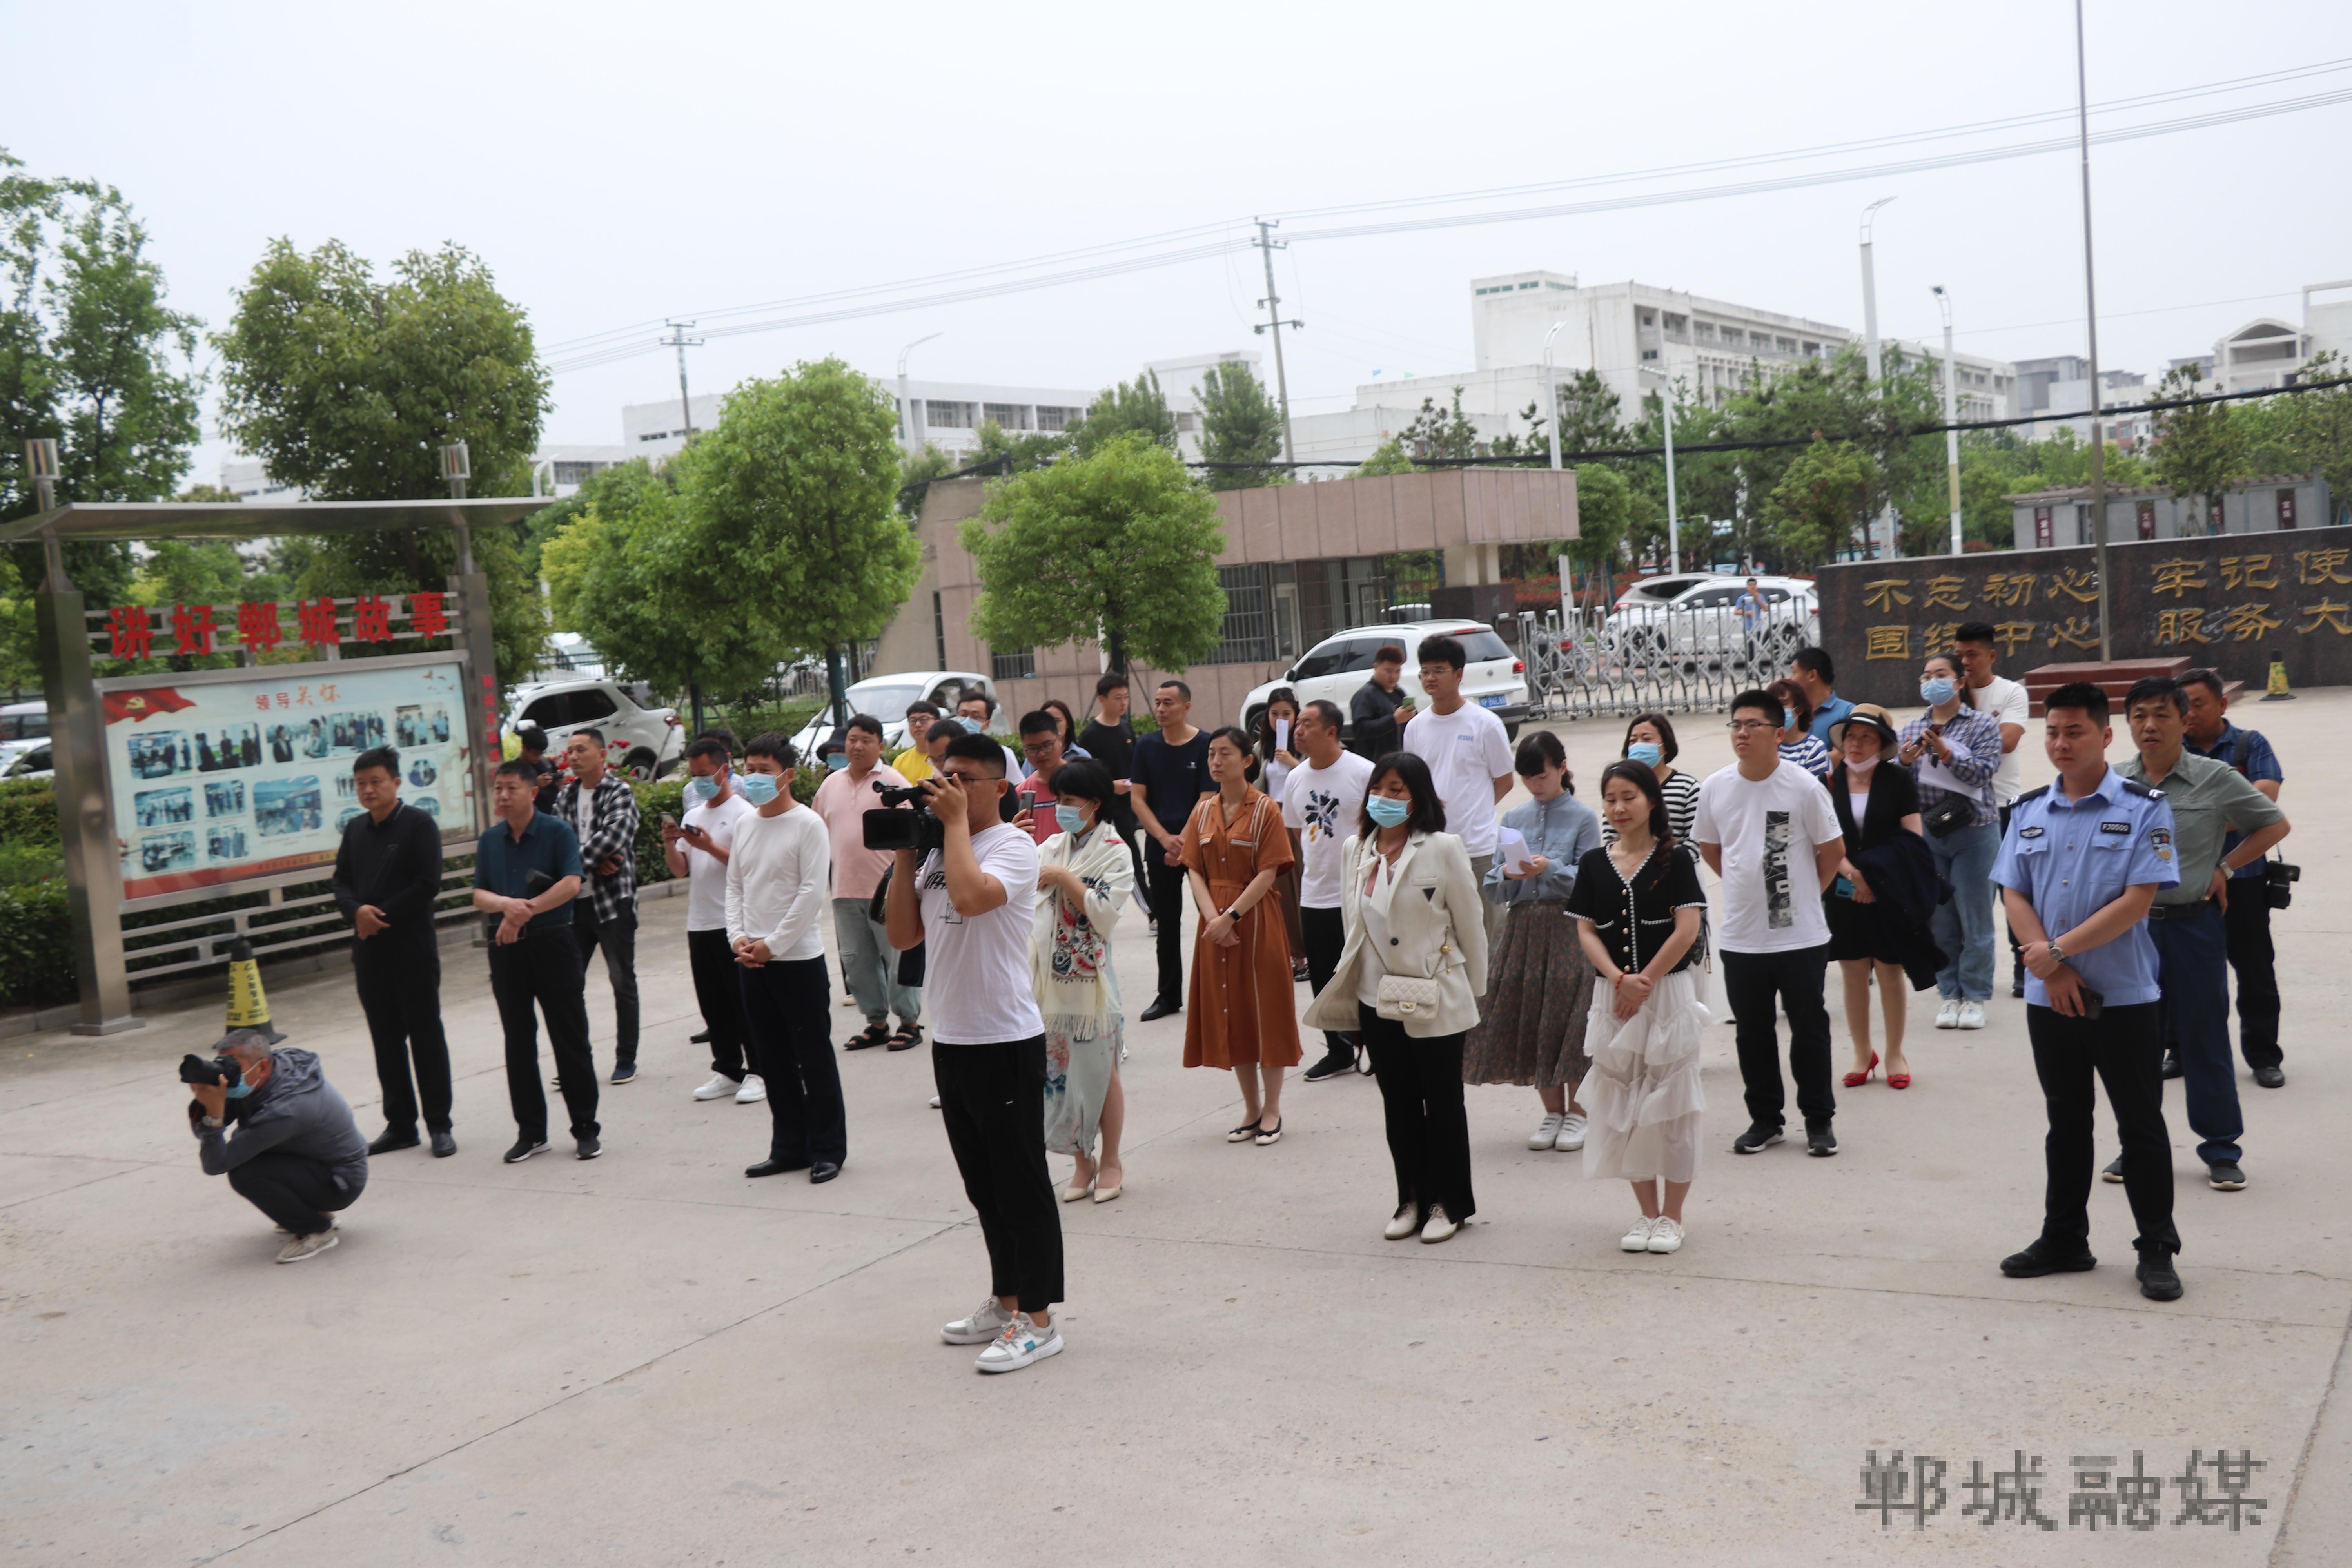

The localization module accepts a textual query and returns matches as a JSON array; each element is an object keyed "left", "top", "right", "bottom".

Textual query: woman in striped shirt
[
  {"left": 1608, "top": 713, "right": 1701, "bottom": 846},
  {"left": 1768, "top": 680, "right": 1835, "bottom": 779}
]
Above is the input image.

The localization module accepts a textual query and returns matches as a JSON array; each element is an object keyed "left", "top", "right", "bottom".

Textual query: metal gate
[{"left": 1513, "top": 601, "right": 1821, "bottom": 722}]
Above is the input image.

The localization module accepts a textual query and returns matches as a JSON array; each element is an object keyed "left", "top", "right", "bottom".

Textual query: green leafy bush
[
  {"left": 630, "top": 778, "right": 684, "bottom": 888},
  {"left": 0, "top": 780, "right": 60, "bottom": 852},
  {"left": 0, "top": 878, "right": 74, "bottom": 1007}
]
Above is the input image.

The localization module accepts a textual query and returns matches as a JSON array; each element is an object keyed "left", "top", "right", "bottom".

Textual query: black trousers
[
  {"left": 1303, "top": 906, "right": 1353, "bottom": 1054},
  {"left": 1721, "top": 944, "right": 1837, "bottom": 1132},
  {"left": 1109, "top": 808, "right": 1153, "bottom": 920},
  {"left": 575, "top": 904, "right": 641, "bottom": 1063},
  {"left": 737, "top": 956, "right": 845, "bottom": 1165},
  {"left": 353, "top": 933, "right": 452, "bottom": 1133},
  {"left": 2224, "top": 888, "right": 2282, "bottom": 1069},
  {"left": 686, "top": 926, "right": 750, "bottom": 1078},
  {"left": 934, "top": 1037, "right": 1064, "bottom": 1312},
  {"left": 1359, "top": 1005, "right": 1475, "bottom": 1223},
  {"left": 2026, "top": 1000, "right": 2179, "bottom": 1256},
  {"left": 490, "top": 926, "right": 600, "bottom": 1143},
  {"left": 1146, "top": 842, "right": 1190, "bottom": 1008},
  {"left": 227, "top": 1150, "right": 364, "bottom": 1236}
]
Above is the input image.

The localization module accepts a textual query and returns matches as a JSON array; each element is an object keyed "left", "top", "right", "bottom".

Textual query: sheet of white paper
[
  {"left": 1496, "top": 826, "right": 1532, "bottom": 876},
  {"left": 1919, "top": 741, "right": 1977, "bottom": 797},
  {"left": 1273, "top": 717, "right": 1289, "bottom": 753}
]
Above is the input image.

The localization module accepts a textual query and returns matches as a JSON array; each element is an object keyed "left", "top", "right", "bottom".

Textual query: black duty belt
[{"left": 2146, "top": 899, "right": 2213, "bottom": 921}]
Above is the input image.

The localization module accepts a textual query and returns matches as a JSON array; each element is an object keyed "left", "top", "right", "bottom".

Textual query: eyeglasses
[{"left": 1726, "top": 720, "right": 1778, "bottom": 734}]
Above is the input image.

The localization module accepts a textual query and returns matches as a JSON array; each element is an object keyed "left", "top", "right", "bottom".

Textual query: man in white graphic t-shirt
[
  {"left": 1693, "top": 688, "right": 1847, "bottom": 1159},
  {"left": 1401, "top": 633, "right": 1516, "bottom": 950},
  {"left": 1284, "top": 699, "right": 1376, "bottom": 1081}
]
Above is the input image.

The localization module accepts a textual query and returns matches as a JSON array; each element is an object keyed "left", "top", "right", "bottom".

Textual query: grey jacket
[{"left": 196, "top": 1048, "right": 370, "bottom": 1197}]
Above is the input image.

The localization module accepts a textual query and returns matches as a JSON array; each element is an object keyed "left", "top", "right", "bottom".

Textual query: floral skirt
[
  {"left": 1044, "top": 1018, "right": 1122, "bottom": 1158},
  {"left": 1578, "top": 968, "right": 1709, "bottom": 1184},
  {"left": 1461, "top": 900, "right": 1596, "bottom": 1088}
]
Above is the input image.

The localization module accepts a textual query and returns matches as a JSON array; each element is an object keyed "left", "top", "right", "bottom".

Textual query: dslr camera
[
  {"left": 2265, "top": 858, "right": 2300, "bottom": 910},
  {"left": 862, "top": 779, "right": 948, "bottom": 855},
  {"left": 180, "top": 1052, "right": 248, "bottom": 1121}
]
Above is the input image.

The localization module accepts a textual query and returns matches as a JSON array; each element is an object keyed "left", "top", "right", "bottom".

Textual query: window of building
[
  {"left": 991, "top": 646, "right": 1034, "bottom": 682},
  {"left": 1174, "top": 412, "right": 1199, "bottom": 433},
  {"left": 552, "top": 461, "right": 610, "bottom": 485},
  {"left": 925, "top": 400, "right": 973, "bottom": 428},
  {"left": 981, "top": 402, "right": 1031, "bottom": 430},
  {"left": 1776, "top": 336, "right": 1797, "bottom": 355},
  {"left": 1209, "top": 564, "right": 1273, "bottom": 664},
  {"left": 1803, "top": 341, "right": 1822, "bottom": 358},
  {"left": 1035, "top": 405, "right": 1084, "bottom": 432}
]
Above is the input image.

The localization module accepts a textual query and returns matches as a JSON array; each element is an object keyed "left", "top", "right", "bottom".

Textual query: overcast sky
[{"left": 15, "top": 0, "right": 2349, "bottom": 477}]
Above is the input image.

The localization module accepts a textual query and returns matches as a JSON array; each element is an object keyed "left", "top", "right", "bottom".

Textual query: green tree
[
  {"left": 969, "top": 417, "right": 1069, "bottom": 474},
  {"left": 1353, "top": 437, "right": 1416, "bottom": 477},
  {"left": 1563, "top": 462, "right": 1630, "bottom": 601},
  {"left": 1552, "top": 368, "right": 1624, "bottom": 455},
  {"left": 680, "top": 358, "right": 920, "bottom": 719},
  {"left": 1070, "top": 369, "right": 1175, "bottom": 457},
  {"left": 2148, "top": 363, "right": 2248, "bottom": 536},
  {"left": 1398, "top": 390, "right": 1481, "bottom": 461},
  {"left": 897, "top": 442, "right": 957, "bottom": 519},
  {"left": 1763, "top": 440, "right": 1878, "bottom": 570},
  {"left": 960, "top": 433, "right": 1226, "bottom": 674},
  {"left": 1195, "top": 361, "right": 1285, "bottom": 488},
  {"left": 214, "top": 238, "right": 552, "bottom": 677}
]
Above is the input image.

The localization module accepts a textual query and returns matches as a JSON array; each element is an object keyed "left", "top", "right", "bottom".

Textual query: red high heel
[
  {"left": 1842, "top": 1051, "right": 1879, "bottom": 1089},
  {"left": 1888, "top": 1068, "right": 1913, "bottom": 1089}
]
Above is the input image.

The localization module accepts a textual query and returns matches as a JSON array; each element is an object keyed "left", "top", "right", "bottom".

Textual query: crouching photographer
[{"left": 185, "top": 1029, "right": 370, "bottom": 1263}]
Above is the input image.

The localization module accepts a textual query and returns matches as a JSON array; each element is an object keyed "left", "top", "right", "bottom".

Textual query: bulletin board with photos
[{"left": 98, "top": 653, "right": 479, "bottom": 903}]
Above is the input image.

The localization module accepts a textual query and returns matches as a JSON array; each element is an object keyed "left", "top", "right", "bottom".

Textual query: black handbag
[{"left": 1922, "top": 793, "right": 1972, "bottom": 839}]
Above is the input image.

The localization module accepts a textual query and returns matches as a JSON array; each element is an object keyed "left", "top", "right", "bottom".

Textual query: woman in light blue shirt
[{"left": 1463, "top": 731, "right": 1605, "bottom": 1153}]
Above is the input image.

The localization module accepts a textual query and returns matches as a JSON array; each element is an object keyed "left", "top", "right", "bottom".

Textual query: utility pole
[
  {"left": 2073, "top": 0, "right": 2111, "bottom": 660},
  {"left": 1859, "top": 197, "right": 1896, "bottom": 559},
  {"left": 1932, "top": 287, "right": 1964, "bottom": 556},
  {"left": 1252, "top": 220, "right": 1303, "bottom": 467},
  {"left": 1644, "top": 369, "right": 1683, "bottom": 575},
  {"left": 1543, "top": 321, "right": 1568, "bottom": 472},
  {"left": 662, "top": 320, "right": 704, "bottom": 445}
]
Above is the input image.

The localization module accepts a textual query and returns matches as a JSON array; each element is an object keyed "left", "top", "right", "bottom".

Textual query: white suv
[
  {"left": 503, "top": 677, "right": 682, "bottom": 781},
  {"left": 785, "top": 670, "right": 996, "bottom": 760},
  {"left": 1241, "top": 621, "right": 1530, "bottom": 741}
]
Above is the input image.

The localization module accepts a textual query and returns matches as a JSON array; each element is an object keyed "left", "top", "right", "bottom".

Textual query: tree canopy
[
  {"left": 1071, "top": 369, "right": 1175, "bottom": 457},
  {"left": 1195, "top": 361, "right": 1285, "bottom": 489}
]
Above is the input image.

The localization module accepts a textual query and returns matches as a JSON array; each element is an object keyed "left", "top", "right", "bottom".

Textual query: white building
[
  {"left": 532, "top": 445, "right": 630, "bottom": 497},
  {"left": 216, "top": 458, "right": 306, "bottom": 504},
  {"left": 2014, "top": 356, "right": 2153, "bottom": 449}
]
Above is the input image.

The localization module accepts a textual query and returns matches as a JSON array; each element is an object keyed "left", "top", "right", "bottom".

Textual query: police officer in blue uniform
[{"left": 1990, "top": 682, "right": 2185, "bottom": 1303}]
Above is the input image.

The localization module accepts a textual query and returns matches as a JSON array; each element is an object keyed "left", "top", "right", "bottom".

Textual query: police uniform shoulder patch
[
  {"left": 2118, "top": 777, "right": 2163, "bottom": 800},
  {"left": 2014, "top": 784, "right": 2052, "bottom": 805}
]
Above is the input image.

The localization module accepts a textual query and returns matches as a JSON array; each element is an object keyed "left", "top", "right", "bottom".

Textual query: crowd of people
[{"left": 190, "top": 626, "right": 2299, "bottom": 1357}]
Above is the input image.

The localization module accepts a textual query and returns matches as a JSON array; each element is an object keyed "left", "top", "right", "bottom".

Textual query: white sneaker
[
  {"left": 1419, "top": 1204, "right": 1460, "bottom": 1244},
  {"left": 1646, "top": 1218, "right": 1685, "bottom": 1254},
  {"left": 1554, "top": 1112, "right": 1588, "bottom": 1152},
  {"left": 734, "top": 1074, "right": 767, "bottom": 1104},
  {"left": 1528, "top": 1112, "right": 1566, "bottom": 1151},
  {"left": 941, "top": 1295, "right": 1014, "bottom": 1345},
  {"left": 692, "top": 1074, "right": 737, "bottom": 1102},
  {"left": 1384, "top": 1205, "right": 1421, "bottom": 1240},
  {"left": 929, "top": 1095, "right": 942, "bottom": 1109},
  {"left": 1957, "top": 1001, "right": 1986, "bottom": 1030},
  {"left": 1934, "top": 1000, "right": 1962, "bottom": 1030},
  {"left": 1621, "top": 1215, "right": 1657, "bottom": 1252},
  {"left": 276, "top": 1230, "right": 339, "bottom": 1264},
  {"left": 975, "top": 1313, "right": 1062, "bottom": 1374}
]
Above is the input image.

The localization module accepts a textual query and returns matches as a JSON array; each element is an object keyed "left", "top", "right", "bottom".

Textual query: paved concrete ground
[{"left": 5, "top": 692, "right": 2350, "bottom": 1565}]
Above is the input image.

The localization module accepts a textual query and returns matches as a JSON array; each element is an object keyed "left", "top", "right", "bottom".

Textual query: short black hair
[
  {"left": 683, "top": 736, "right": 730, "bottom": 767},
  {"left": 1791, "top": 646, "right": 1835, "bottom": 684},
  {"left": 1301, "top": 698, "right": 1344, "bottom": 733},
  {"left": 1416, "top": 634, "right": 1467, "bottom": 672},
  {"left": 940, "top": 731, "right": 1009, "bottom": 776},
  {"left": 956, "top": 686, "right": 991, "bottom": 709},
  {"left": 1514, "top": 729, "right": 1566, "bottom": 780},
  {"left": 1018, "top": 709, "right": 1060, "bottom": 737},
  {"left": 1094, "top": 671, "right": 1129, "bottom": 698},
  {"left": 1206, "top": 724, "right": 1260, "bottom": 785},
  {"left": 1598, "top": 760, "right": 1673, "bottom": 849},
  {"left": 1623, "top": 711, "right": 1679, "bottom": 763},
  {"left": 494, "top": 757, "right": 540, "bottom": 784},
  {"left": 571, "top": 726, "right": 605, "bottom": 746},
  {"left": 744, "top": 731, "right": 797, "bottom": 767},
  {"left": 1051, "top": 758, "right": 1114, "bottom": 807},
  {"left": 1156, "top": 678, "right": 1191, "bottom": 702},
  {"left": 1362, "top": 752, "right": 1446, "bottom": 836},
  {"left": 1728, "top": 688, "right": 1781, "bottom": 725},
  {"left": 696, "top": 725, "right": 739, "bottom": 750},
  {"left": 2043, "top": 681, "right": 2111, "bottom": 727},
  {"left": 2123, "top": 675, "right": 2187, "bottom": 717},
  {"left": 2181, "top": 667, "right": 2227, "bottom": 701},
  {"left": 354, "top": 746, "right": 400, "bottom": 779},
  {"left": 903, "top": 700, "right": 940, "bottom": 719},
  {"left": 515, "top": 725, "right": 548, "bottom": 755},
  {"left": 846, "top": 713, "right": 885, "bottom": 740},
  {"left": 1372, "top": 644, "right": 1406, "bottom": 665},
  {"left": 1953, "top": 620, "right": 1999, "bottom": 648}
]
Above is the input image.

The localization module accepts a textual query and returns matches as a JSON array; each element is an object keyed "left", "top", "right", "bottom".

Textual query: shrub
[
  {"left": 0, "top": 878, "right": 74, "bottom": 1007},
  {"left": 0, "top": 780, "right": 59, "bottom": 852}
]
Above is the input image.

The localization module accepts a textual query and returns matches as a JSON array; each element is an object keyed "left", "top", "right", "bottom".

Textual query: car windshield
[
  {"left": 1436, "top": 630, "right": 1513, "bottom": 662},
  {"left": 842, "top": 682, "right": 926, "bottom": 721}
]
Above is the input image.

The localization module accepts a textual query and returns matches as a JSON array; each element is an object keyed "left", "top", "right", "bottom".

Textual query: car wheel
[
  {"left": 1242, "top": 704, "right": 1266, "bottom": 740},
  {"left": 1504, "top": 722, "right": 1521, "bottom": 741},
  {"left": 618, "top": 748, "right": 659, "bottom": 782}
]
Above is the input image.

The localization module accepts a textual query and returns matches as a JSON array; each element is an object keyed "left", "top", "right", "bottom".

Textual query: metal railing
[
  {"left": 1513, "top": 603, "right": 1822, "bottom": 721},
  {"left": 122, "top": 860, "right": 481, "bottom": 987}
]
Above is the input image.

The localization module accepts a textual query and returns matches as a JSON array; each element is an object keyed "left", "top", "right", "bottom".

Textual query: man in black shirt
[
  {"left": 515, "top": 725, "right": 561, "bottom": 814},
  {"left": 1129, "top": 678, "right": 1213, "bottom": 1021},
  {"left": 332, "top": 746, "right": 456, "bottom": 1158},
  {"left": 1348, "top": 642, "right": 1416, "bottom": 758},
  {"left": 1075, "top": 671, "right": 1152, "bottom": 920}
]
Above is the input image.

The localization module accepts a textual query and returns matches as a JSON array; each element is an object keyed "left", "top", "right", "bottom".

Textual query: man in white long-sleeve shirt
[{"left": 724, "top": 732, "right": 844, "bottom": 1184}]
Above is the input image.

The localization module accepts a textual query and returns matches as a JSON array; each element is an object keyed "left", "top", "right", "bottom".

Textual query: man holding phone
[
  {"left": 1993, "top": 682, "right": 2183, "bottom": 1302},
  {"left": 664, "top": 737, "right": 760, "bottom": 1104}
]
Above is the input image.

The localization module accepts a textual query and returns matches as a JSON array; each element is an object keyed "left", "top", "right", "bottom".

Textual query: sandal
[
  {"left": 1254, "top": 1119, "right": 1284, "bottom": 1146},
  {"left": 847, "top": 1023, "right": 893, "bottom": 1051},
  {"left": 1226, "top": 1120, "right": 1261, "bottom": 1143},
  {"left": 886, "top": 1023, "right": 924, "bottom": 1052}
]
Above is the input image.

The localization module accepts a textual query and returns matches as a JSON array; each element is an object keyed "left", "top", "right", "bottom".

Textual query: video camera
[{"left": 862, "top": 780, "right": 947, "bottom": 855}]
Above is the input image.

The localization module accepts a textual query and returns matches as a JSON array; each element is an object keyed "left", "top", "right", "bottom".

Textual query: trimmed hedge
[
  {"left": 624, "top": 767, "right": 819, "bottom": 890},
  {"left": 0, "top": 779, "right": 60, "bottom": 852},
  {"left": 0, "top": 878, "right": 75, "bottom": 1009}
]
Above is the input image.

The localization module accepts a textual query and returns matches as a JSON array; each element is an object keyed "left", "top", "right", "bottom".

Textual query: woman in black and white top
[{"left": 1565, "top": 762, "right": 1709, "bottom": 1256}]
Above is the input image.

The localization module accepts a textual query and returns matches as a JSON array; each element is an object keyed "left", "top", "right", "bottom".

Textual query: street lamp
[
  {"left": 1542, "top": 321, "right": 1569, "bottom": 472},
  {"left": 1931, "top": 286, "right": 1963, "bottom": 557},
  {"left": 1639, "top": 365, "right": 1684, "bottom": 575},
  {"left": 1859, "top": 197, "right": 1898, "bottom": 559},
  {"left": 898, "top": 332, "right": 944, "bottom": 452}
]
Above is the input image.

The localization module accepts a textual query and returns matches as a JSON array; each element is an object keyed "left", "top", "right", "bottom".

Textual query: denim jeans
[
  {"left": 2152, "top": 904, "right": 2241, "bottom": 1166},
  {"left": 832, "top": 897, "right": 920, "bottom": 1027},
  {"left": 1930, "top": 821, "right": 2000, "bottom": 1001}
]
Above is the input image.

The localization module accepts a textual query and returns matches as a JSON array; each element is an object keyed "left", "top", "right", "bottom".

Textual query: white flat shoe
[
  {"left": 1384, "top": 1205, "right": 1420, "bottom": 1241},
  {"left": 1621, "top": 1216, "right": 1657, "bottom": 1252},
  {"left": 1554, "top": 1112, "right": 1588, "bottom": 1152},
  {"left": 1646, "top": 1218, "right": 1685, "bottom": 1254},
  {"left": 1419, "top": 1204, "right": 1460, "bottom": 1244},
  {"left": 1528, "top": 1112, "right": 1565, "bottom": 1151}
]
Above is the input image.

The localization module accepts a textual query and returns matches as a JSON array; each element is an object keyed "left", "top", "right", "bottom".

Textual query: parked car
[
  {"left": 1604, "top": 573, "right": 1819, "bottom": 668},
  {"left": 0, "top": 737, "right": 52, "bottom": 782},
  {"left": 1240, "top": 620, "right": 1530, "bottom": 742},
  {"left": 0, "top": 700, "right": 48, "bottom": 742},
  {"left": 786, "top": 670, "right": 995, "bottom": 761},
  {"left": 503, "top": 677, "right": 683, "bottom": 781}
]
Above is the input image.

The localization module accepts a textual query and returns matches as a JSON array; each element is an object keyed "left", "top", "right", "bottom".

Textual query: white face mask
[{"left": 1845, "top": 751, "right": 1882, "bottom": 775}]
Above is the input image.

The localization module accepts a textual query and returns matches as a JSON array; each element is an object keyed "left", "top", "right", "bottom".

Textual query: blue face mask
[
  {"left": 224, "top": 1071, "right": 254, "bottom": 1100},
  {"left": 824, "top": 752, "right": 848, "bottom": 771},
  {"left": 1366, "top": 795, "right": 1412, "bottom": 829},
  {"left": 685, "top": 775, "right": 719, "bottom": 802},
  {"left": 1783, "top": 710, "right": 1800, "bottom": 733},
  {"left": 1626, "top": 742, "right": 1663, "bottom": 768},
  {"left": 1920, "top": 677, "right": 1957, "bottom": 705},
  {"left": 737, "top": 772, "right": 780, "bottom": 806},
  {"left": 1054, "top": 804, "right": 1087, "bottom": 835}
]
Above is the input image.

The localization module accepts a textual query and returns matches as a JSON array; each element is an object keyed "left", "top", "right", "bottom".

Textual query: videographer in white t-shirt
[
  {"left": 884, "top": 730, "right": 1065, "bottom": 1375},
  {"left": 1953, "top": 621, "right": 2031, "bottom": 997}
]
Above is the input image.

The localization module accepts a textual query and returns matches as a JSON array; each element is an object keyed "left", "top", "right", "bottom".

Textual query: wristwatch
[
  {"left": 2045, "top": 940, "right": 2066, "bottom": 964},
  {"left": 200, "top": 1114, "right": 224, "bottom": 1129}
]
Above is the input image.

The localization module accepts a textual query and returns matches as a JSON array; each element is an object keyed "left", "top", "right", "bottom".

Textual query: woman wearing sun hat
[{"left": 1823, "top": 703, "right": 1937, "bottom": 1090}]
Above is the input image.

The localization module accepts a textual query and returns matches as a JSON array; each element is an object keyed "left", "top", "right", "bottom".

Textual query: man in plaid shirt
[
  {"left": 557, "top": 730, "right": 644, "bottom": 1083},
  {"left": 1897, "top": 659, "right": 2004, "bottom": 1030}
]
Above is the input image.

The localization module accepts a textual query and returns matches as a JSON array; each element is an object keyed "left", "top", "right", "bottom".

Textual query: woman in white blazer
[{"left": 1301, "top": 752, "right": 1489, "bottom": 1243}]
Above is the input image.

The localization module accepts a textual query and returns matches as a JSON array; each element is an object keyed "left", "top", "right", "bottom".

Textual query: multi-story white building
[
  {"left": 2013, "top": 356, "right": 2153, "bottom": 449},
  {"left": 216, "top": 458, "right": 307, "bottom": 505}
]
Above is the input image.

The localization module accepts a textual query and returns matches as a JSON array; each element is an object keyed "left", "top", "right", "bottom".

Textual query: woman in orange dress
[{"left": 1181, "top": 726, "right": 1302, "bottom": 1145}]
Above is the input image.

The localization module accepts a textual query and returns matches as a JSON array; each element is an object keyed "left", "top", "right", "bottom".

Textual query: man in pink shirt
[{"left": 812, "top": 715, "right": 921, "bottom": 1049}]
